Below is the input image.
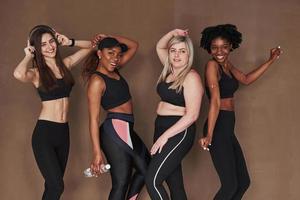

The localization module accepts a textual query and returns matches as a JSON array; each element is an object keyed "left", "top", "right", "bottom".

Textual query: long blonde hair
[{"left": 157, "top": 36, "right": 194, "bottom": 93}]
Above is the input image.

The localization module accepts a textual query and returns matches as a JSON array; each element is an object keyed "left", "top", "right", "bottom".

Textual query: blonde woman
[{"left": 145, "top": 29, "right": 204, "bottom": 200}]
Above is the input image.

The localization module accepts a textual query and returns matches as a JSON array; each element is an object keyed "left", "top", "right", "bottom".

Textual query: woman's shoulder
[
  {"left": 88, "top": 73, "right": 106, "bottom": 87},
  {"left": 206, "top": 59, "right": 219, "bottom": 68},
  {"left": 186, "top": 69, "right": 201, "bottom": 79},
  {"left": 184, "top": 69, "right": 202, "bottom": 85},
  {"left": 205, "top": 60, "right": 220, "bottom": 75}
]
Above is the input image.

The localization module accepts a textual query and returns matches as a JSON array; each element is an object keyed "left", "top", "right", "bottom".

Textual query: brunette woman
[{"left": 13, "top": 25, "right": 93, "bottom": 200}]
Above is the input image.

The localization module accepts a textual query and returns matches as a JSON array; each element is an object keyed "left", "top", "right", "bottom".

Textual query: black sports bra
[
  {"left": 157, "top": 81, "right": 185, "bottom": 107},
  {"left": 205, "top": 64, "right": 239, "bottom": 99},
  {"left": 37, "top": 79, "right": 73, "bottom": 101},
  {"left": 93, "top": 71, "right": 131, "bottom": 110}
]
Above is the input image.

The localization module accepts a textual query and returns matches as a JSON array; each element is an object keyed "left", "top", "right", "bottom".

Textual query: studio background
[{"left": 0, "top": 0, "right": 299, "bottom": 199}]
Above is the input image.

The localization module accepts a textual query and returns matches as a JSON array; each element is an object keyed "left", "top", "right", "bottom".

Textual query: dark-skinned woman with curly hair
[{"left": 198, "top": 24, "right": 282, "bottom": 200}]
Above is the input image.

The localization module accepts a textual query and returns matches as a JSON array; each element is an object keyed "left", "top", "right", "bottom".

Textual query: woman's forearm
[
  {"left": 156, "top": 30, "right": 175, "bottom": 50},
  {"left": 89, "top": 119, "right": 101, "bottom": 155},
  {"left": 243, "top": 59, "right": 274, "bottom": 85},
  {"left": 162, "top": 113, "right": 198, "bottom": 139},
  {"left": 206, "top": 98, "right": 220, "bottom": 137},
  {"left": 73, "top": 40, "right": 92, "bottom": 49},
  {"left": 111, "top": 35, "right": 138, "bottom": 50}
]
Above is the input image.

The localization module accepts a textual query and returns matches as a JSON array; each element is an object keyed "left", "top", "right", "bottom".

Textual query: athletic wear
[
  {"left": 93, "top": 71, "right": 131, "bottom": 110},
  {"left": 206, "top": 64, "right": 239, "bottom": 99},
  {"left": 146, "top": 115, "right": 195, "bottom": 200},
  {"left": 37, "top": 79, "right": 73, "bottom": 101},
  {"left": 32, "top": 120, "right": 70, "bottom": 200},
  {"left": 157, "top": 81, "right": 185, "bottom": 107},
  {"left": 100, "top": 112, "right": 150, "bottom": 200},
  {"left": 203, "top": 111, "right": 250, "bottom": 199}
]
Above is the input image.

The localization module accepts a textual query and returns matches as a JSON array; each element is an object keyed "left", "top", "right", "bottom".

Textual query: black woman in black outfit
[
  {"left": 199, "top": 24, "right": 282, "bottom": 200},
  {"left": 82, "top": 35, "right": 150, "bottom": 200}
]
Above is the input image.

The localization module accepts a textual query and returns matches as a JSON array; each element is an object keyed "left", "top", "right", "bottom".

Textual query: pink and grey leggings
[{"left": 100, "top": 112, "right": 150, "bottom": 200}]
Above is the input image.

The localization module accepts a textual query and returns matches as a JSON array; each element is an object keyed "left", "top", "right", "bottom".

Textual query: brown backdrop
[{"left": 1, "top": 0, "right": 299, "bottom": 199}]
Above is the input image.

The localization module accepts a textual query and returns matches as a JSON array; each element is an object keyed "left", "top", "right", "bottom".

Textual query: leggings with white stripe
[
  {"left": 100, "top": 112, "right": 150, "bottom": 200},
  {"left": 146, "top": 115, "right": 195, "bottom": 200}
]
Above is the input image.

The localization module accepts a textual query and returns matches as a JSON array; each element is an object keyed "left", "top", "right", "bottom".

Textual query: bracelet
[{"left": 69, "top": 38, "right": 75, "bottom": 47}]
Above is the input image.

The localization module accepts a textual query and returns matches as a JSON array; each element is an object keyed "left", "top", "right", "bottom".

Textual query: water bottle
[{"left": 83, "top": 164, "right": 111, "bottom": 177}]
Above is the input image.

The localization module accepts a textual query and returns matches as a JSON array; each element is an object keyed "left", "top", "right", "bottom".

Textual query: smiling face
[
  {"left": 98, "top": 46, "right": 123, "bottom": 72},
  {"left": 168, "top": 42, "right": 189, "bottom": 69},
  {"left": 210, "top": 37, "right": 232, "bottom": 64},
  {"left": 40, "top": 33, "right": 57, "bottom": 58}
]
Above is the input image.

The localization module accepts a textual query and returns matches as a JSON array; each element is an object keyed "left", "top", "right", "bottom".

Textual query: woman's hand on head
[
  {"left": 24, "top": 40, "right": 35, "bottom": 58},
  {"left": 269, "top": 46, "right": 283, "bottom": 62},
  {"left": 172, "top": 29, "right": 189, "bottom": 37},
  {"left": 91, "top": 34, "right": 107, "bottom": 48},
  {"left": 55, "top": 32, "right": 71, "bottom": 46}
]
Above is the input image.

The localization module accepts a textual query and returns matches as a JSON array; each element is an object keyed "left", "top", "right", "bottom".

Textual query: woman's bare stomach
[
  {"left": 107, "top": 100, "right": 133, "bottom": 114},
  {"left": 156, "top": 101, "right": 186, "bottom": 116},
  {"left": 38, "top": 98, "right": 69, "bottom": 123},
  {"left": 220, "top": 98, "right": 235, "bottom": 111}
]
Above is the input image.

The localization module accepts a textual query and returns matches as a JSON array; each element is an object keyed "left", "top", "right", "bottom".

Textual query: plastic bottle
[{"left": 83, "top": 164, "right": 111, "bottom": 177}]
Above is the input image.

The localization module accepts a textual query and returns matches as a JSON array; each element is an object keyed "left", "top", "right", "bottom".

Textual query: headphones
[{"left": 28, "top": 25, "right": 56, "bottom": 45}]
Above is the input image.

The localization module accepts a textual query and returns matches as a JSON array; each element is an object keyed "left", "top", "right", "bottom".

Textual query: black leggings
[
  {"left": 32, "top": 120, "right": 70, "bottom": 200},
  {"left": 100, "top": 112, "right": 150, "bottom": 200},
  {"left": 204, "top": 110, "right": 250, "bottom": 200},
  {"left": 146, "top": 115, "right": 195, "bottom": 200}
]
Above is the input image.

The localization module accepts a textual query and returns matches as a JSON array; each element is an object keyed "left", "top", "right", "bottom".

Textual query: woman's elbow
[
  {"left": 186, "top": 112, "right": 199, "bottom": 123},
  {"left": 132, "top": 41, "right": 139, "bottom": 51},
  {"left": 210, "top": 98, "right": 221, "bottom": 109},
  {"left": 89, "top": 116, "right": 99, "bottom": 125},
  {"left": 241, "top": 76, "right": 251, "bottom": 85},
  {"left": 13, "top": 70, "right": 24, "bottom": 81},
  {"left": 191, "top": 113, "right": 199, "bottom": 122}
]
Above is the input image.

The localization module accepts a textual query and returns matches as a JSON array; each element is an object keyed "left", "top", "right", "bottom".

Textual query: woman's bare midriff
[
  {"left": 156, "top": 101, "right": 186, "bottom": 116},
  {"left": 39, "top": 97, "right": 69, "bottom": 123},
  {"left": 107, "top": 100, "right": 133, "bottom": 114},
  {"left": 220, "top": 98, "right": 235, "bottom": 111}
]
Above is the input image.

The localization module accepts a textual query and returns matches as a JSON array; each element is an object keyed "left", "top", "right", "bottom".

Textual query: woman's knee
[{"left": 46, "top": 179, "right": 64, "bottom": 197}]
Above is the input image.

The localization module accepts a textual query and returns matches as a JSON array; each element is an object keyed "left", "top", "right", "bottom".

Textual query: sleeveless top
[
  {"left": 157, "top": 81, "right": 185, "bottom": 107},
  {"left": 93, "top": 71, "right": 131, "bottom": 110},
  {"left": 37, "top": 79, "right": 73, "bottom": 101},
  {"left": 205, "top": 64, "right": 239, "bottom": 99}
]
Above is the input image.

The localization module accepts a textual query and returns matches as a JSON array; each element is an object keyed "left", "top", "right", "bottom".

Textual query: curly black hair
[{"left": 200, "top": 24, "right": 242, "bottom": 53}]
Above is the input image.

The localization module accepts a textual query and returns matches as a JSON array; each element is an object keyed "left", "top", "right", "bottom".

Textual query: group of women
[{"left": 14, "top": 24, "right": 282, "bottom": 200}]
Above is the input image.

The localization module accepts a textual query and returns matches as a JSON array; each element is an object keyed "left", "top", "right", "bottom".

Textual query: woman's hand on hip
[{"left": 150, "top": 135, "right": 169, "bottom": 155}]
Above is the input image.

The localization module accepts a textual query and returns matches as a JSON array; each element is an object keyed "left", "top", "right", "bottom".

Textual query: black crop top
[
  {"left": 157, "top": 81, "right": 185, "bottom": 107},
  {"left": 93, "top": 71, "right": 131, "bottom": 110},
  {"left": 205, "top": 64, "right": 239, "bottom": 99},
  {"left": 37, "top": 79, "right": 73, "bottom": 101}
]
